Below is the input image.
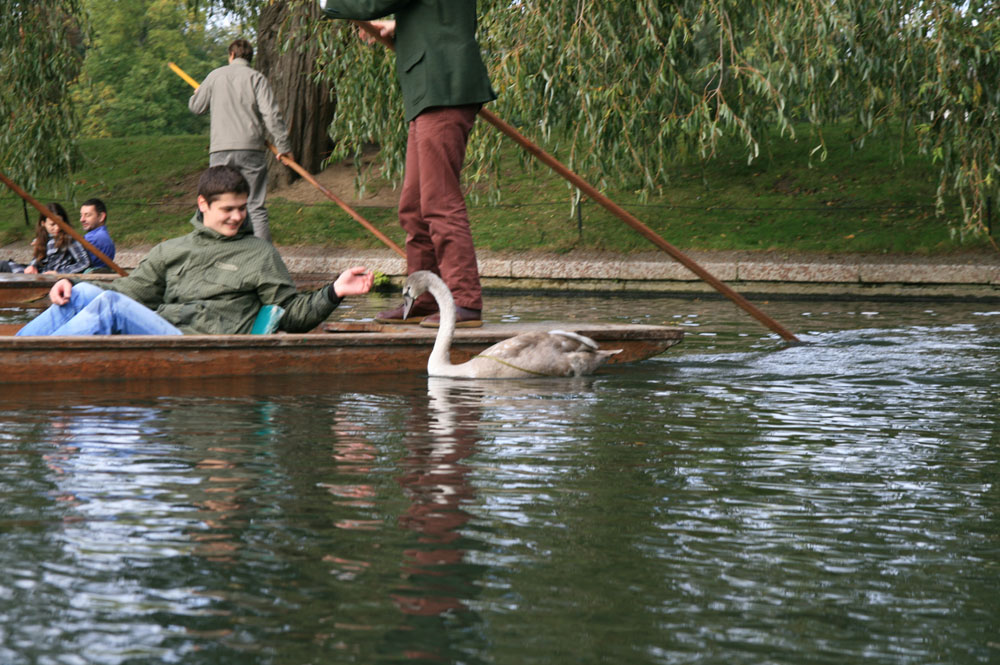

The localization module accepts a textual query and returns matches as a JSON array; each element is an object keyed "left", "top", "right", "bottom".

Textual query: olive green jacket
[
  {"left": 100, "top": 215, "right": 339, "bottom": 335},
  {"left": 320, "top": 0, "right": 496, "bottom": 121}
]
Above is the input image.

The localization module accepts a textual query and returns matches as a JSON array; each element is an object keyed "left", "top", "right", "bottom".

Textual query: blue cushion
[{"left": 250, "top": 304, "right": 285, "bottom": 334}]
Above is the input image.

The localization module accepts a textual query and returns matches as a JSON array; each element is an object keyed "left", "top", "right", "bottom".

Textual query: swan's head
[{"left": 401, "top": 270, "right": 437, "bottom": 319}]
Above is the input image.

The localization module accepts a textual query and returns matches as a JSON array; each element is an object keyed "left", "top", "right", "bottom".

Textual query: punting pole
[
  {"left": 167, "top": 62, "right": 406, "bottom": 259},
  {"left": 349, "top": 21, "right": 801, "bottom": 343},
  {"left": 0, "top": 170, "right": 128, "bottom": 277}
]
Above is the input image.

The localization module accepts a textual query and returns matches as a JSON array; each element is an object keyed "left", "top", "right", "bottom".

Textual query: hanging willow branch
[
  {"left": 0, "top": 0, "right": 85, "bottom": 191},
  {"left": 307, "top": 0, "right": 998, "bottom": 236}
]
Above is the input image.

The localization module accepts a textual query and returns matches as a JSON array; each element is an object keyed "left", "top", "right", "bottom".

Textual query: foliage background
[
  {"left": 1, "top": 1, "right": 85, "bottom": 191},
  {"left": 71, "top": 0, "right": 238, "bottom": 138},
  {"left": 3, "top": 0, "right": 999, "bottom": 245},
  {"left": 312, "top": 0, "right": 1000, "bottom": 237}
]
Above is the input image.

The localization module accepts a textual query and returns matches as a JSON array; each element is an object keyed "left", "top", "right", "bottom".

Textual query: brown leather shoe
[
  {"left": 375, "top": 302, "right": 438, "bottom": 324},
  {"left": 420, "top": 306, "right": 483, "bottom": 328}
]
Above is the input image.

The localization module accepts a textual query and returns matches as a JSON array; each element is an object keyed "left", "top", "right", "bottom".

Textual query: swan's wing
[
  {"left": 548, "top": 329, "right": 599, "bottom": 350},
  {"left": 471, "top": 330, "right": 619, "bottom": 377}
]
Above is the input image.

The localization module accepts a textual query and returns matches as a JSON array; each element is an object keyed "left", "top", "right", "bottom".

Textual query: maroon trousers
[{"left": 399, "top": 105, "right": 482, "bottom": 311}]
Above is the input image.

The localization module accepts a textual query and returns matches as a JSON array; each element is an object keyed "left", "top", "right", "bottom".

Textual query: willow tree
[
  {"left": 72, "top": 0, "right": 231, "bottom": 138},
  {"left": 314, "top": 0, "right": 999, "bottom": 236},
  {"left": 256, "top": 0, "right": 336, "bottom": 180},
  {"left": 1, "top": 0, "right": 85, "bottom": 191}
]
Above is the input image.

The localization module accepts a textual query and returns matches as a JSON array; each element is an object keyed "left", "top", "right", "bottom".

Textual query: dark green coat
[
  {"left": 97, "top": 215, "right": 339, "bottom": 335},
  {"left": 320, "top": 0, "right": 496, "bottom": 121}
]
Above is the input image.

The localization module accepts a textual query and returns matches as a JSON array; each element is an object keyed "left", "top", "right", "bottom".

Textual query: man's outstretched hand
[{"left": 332, "top": 266, "right": 374, "bottom": 298}]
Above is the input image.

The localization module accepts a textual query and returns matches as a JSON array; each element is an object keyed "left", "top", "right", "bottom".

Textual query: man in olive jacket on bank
[
  {"left": 17, "top": 166, "right": 373, "bottom": 337},
  {"left": 319, "top": 0, "right": 497, "bottom": 328}
]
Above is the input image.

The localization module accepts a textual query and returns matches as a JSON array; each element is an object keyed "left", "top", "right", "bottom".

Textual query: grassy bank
[{"left": 1, "top": 128, "right": 990, "bottom": 255}]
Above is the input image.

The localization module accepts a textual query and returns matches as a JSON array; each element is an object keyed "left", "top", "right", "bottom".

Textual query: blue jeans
[{"left": 16, "top": 282, "right": 183, "bottom": 336}]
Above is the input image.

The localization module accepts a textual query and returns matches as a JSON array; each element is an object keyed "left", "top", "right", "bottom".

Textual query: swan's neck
[{"left": 426, "top": 276, "right": 456, "bottom": 373}]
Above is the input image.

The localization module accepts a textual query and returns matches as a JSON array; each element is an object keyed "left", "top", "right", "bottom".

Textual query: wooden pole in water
[
  {"left": 0, "top": 170, "right": 128, "bottom": 277},
  {"left": 349, "top": 21, "right": 800, "bottom": 343},
  {"left": 478, "top": 110, "right": 801, "bottom": 342},
  {"left": 167, "top": 62, "right": 406, "bottom": 259}
]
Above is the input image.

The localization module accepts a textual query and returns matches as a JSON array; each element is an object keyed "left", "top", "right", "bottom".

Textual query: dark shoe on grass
[{"left": 419, "top": 306, "right": 483, "bottom": 329}]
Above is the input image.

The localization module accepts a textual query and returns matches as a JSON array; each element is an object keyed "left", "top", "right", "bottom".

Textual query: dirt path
[{"left": 270, "top": 149, "right": 398, "bottom": 208}]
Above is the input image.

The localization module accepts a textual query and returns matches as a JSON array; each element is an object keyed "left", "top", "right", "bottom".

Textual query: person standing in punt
[{"left": 319, "top": 0, "right": 497, "bottom": 329}]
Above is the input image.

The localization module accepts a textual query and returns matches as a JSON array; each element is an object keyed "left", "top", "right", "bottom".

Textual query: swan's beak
[{"left": 402, "top": 291, "right": 414, "bottom": 320}]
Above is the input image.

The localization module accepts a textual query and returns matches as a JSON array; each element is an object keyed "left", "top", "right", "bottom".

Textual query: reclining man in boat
[{"left": 16, "top": 165, "right": 373, "bottom": 336}]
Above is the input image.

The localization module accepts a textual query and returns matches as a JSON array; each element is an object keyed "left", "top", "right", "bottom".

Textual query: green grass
[
  {"left": 0, "top": 127, "right": 990, "bottom": 255},
  {"left": 1, "top": 135, "right": 209, "bottom": 246}
]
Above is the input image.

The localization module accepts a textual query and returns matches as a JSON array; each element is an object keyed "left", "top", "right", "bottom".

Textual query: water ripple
[{"left": 2, "top": 295, "right": 999, "bottom": 663}]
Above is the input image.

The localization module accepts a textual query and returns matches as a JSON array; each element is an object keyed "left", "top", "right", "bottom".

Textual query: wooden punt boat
[{"left": 0, "top": 321, "right": 683, "bottom": 383}]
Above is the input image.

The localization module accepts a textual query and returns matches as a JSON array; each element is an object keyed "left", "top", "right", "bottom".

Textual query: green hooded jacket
[
  {"left": 319, "top": 0, "right": 496, "bottom": 122},
  {"left": 101, "top": 214, "right": 340, "bottom": 334}
]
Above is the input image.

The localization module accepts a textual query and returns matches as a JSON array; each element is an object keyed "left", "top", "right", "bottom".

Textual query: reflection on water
[{"left": 1, "top": 293, "right": 999, "bottom": 664}]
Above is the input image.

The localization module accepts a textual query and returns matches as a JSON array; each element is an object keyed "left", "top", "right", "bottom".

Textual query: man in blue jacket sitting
[{"left": 79, "top": 198, "right": 116, "bottom": 272}]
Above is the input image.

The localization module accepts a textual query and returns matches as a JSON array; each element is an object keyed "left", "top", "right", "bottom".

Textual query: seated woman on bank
[
  {"left": 1, "top": 203, "right": 89, "bottom": 275},
  {"left": 26, "top": 203, "right": 90, "bottom": 275},
  {"left": 16, "top": 165, "right": 374, "bottom": 336}
]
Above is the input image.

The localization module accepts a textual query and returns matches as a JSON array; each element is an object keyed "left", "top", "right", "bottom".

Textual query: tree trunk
[{"left": 257, "top": 0, "right": 336, "bottom": 187}]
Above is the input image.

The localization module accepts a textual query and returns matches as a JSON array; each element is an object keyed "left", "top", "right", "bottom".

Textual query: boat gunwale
[{"left": 0, "top": 322, "right": 682, "bottom": 349}]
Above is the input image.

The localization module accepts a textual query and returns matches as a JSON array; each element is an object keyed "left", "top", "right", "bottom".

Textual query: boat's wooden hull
[
  {"left": 0, "top": 321, "right": 682, "bottom": 383},
  {"left": 0, "top": 274, "right": 114, "bottom": 308}
]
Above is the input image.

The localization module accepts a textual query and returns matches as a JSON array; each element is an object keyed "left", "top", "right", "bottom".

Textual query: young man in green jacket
[
  {"left": 319, "top": 0, "right": 496, "bottom": 328},
  {"left": 17, "top": 166, "right": 373, "bottom": 336}
]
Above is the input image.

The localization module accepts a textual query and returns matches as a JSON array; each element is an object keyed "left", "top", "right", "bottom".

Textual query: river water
[{"left": 1, "top": 292, "right": 998, "bottom": 664}]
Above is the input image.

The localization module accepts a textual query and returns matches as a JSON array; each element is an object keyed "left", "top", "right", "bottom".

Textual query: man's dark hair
[
  {"left": 198, "top": 165, "right": 250, "bottom": 204},
  {"left": 82, "top": 198, "right": 106, "bottom": 218},
  {"left": 228, "top": 39, "right": 254, "bottom": 63}
]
